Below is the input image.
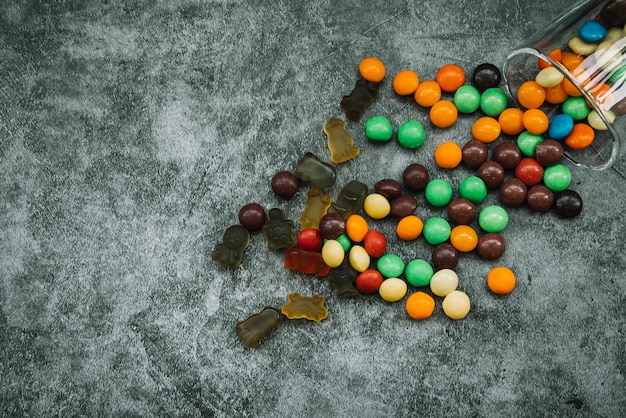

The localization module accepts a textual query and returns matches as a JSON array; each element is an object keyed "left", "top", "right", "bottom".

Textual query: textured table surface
[{"left": 1, "top": 0, "right": 625, "bottom": 417}]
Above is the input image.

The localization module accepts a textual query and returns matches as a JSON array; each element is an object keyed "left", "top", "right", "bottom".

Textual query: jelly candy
[
  {"left": 236, "top": 307, "right": 282, "bottom": 348},
  {"left": 328, "top": 180, "right": 368, "bottom": 219},
  {"left": 262, "top": 208, "right": 294, "bottom": 251},
  {"left": 211, "top": 224, "right": 250, "bottom": 269},
  {"left": 328, "top": 258, "right": 359, "bottom": 298},
  {"left": 340, "top": 77, "right": 380, "bottom": 121},
  {"left": 284, "top": 247, "right": 331, "bottom": 277},
  {"left": 294, "top": 152, "right": 337, "bottom": 189},
  {"left": 300, "top": 186, "right": 332, "bottom": 230},
  {"left": 324, "top": 118, "right": 360, "bottom": 164},
  {"left": 281, "top": 292, "right": 328, "bottom": 322}
]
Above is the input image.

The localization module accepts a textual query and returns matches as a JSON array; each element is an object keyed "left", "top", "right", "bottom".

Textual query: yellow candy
[
  {"left": 605, "top": 27, "right": 623, "bottom": 44},
  {"left": 363, "top": 193, "right": 391, "bottom": 219},
  {"left": 568, "top": 36, "right": 597, "bottom": 55},
  {"left": 442, "top": 290, "right": 471, "bottom": 320},
  {"left": 535, "top": 67, "right": 564, "bottom": 88},
  {"left": 588, "top": 109, "right": 615, "bottom": 130},
  {"left": 378, "top": 278, "right": 408, "bottom": 302},
  {"left": 321, "top": 239, "right": 345, "bottom": 268},
  {"left": 349, "top": 245, "right": 371, "bottom": 272},
  {"left": 594, "top": 41, "right": 623, "bottom": 71},
  {"left": 429, "top": 268, "right": 458, "bottom": 297}
]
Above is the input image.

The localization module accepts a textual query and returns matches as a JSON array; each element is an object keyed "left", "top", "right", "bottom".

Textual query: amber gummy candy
[
  {"left": 281, "top": 292, "right": 329, "bottom": 322},
  {"left": 284, "top": 247, "right": 331, "bottom": 277},
  {"left": 324, "top": 118, "right": 360, "bottom": 164},
  {"left": 300, "top": 186, "right": 332, "bottom": 230}
]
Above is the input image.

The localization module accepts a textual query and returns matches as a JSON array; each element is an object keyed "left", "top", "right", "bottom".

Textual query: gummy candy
[
  {"left": 262, "top": 208, "right": 294, "bottom": 251},
  {"left": 284, "top": 247, "right": 331, "bottom": 277},
  {"left": 340, "top": 77, "right": 380, "bottom": 121},
  {"left": 211, "top": 224, "right": 250, "bottom": 269},
  {"left": 328, "top": 180, "right": 368, "bottom": 219},
  {"left": 294, "top": 152, "right": 337, "bottom": 189},
  {"left": 328, "top": 258, "right": 359, "bottom": 298},
  {"left": 300, "top": 186, "right": 332, "bottom": 230},
  {"left": 236, "top": 307, "right": 282, "bottom": 348},
  {"left": 324, "top": 118, "right": 360, "bottom": 164},
  {"left": 281, "top": 292, "right": 328, "bottom": 322}
]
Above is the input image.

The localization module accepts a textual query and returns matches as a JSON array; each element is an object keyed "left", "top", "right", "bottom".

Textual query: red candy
[
  {"left": 514, "top": 157, "right": 545, "bottom": 186},
  {"left": 356, "top": 269, "right": 384, "bottom": 293},
  {"left": 296, "top": 228, "right": 324, "bottom": 252},
  {"left": 363, "top": 229, "right": 387, "bottom": 258}
]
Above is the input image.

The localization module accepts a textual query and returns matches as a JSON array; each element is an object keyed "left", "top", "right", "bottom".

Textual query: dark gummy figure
[
  {"left": 340, "top": 77, "right": 381, "bottom": 121},
  {"left": 238, "top": 202, "right": 266, "bottom": 231},
  {"left": 262, "top": 208, "right": 294, "bottom": 251},
  {"left": 492, "top": 141, "right": 522, "bottom": 170},
  {"left": 294, "top": 152, "right": 337, "bottom": 189},
  {"left": 236, "top": 307, "right": 282, "bottom": 348},
  {"left": 477, "top": 161, "right": 505, "bottom": 189},
  {"left": 390, "top": 194, "right": 418, "bottom": 218},
  {"left": 374, "top": 178, "right": 402, "bottom": 199},
  {"left": 402, "top": 163, "right": 430, "bottom": 191},
  {"left": 477, "top": 233, "right": 506, "bottom": 260},
  {"left": 499, "top": 178, "right": 528, "bottom": 207},
  {"left": 284, "top": 247, "right": 331, "bottom": 276},
  {"left": 472, "top": 63, "right": 502, "bottom": 92},
  {"left": 447, "top": 198, "right": 476, "bottom": 225},
  {"left": 462, "top": 139, "right": 489, "bottom": 169},
  {"left": 527, "top": 185, "right": 554, "bottom": 212},
  {"left": 271, "top": 171, "right": 299, "bottom": 198},
  {"left": 319, "top": 212, "right": 346, "bottom": 239},
  {"left": 328, "top": 258, "right": 359, "bottom": 298},
  {"left": 329, "top": 180, "right": 368, "bottom": 219},
  {"left": 535, "top": 139, "right": 564, "bottom": 167},
  {"left": 554, "top": 190, "right": 583, "bottom": 218},
  {"left": 600, "top": 0, "right": 626, "bottom": 26},
  {"left": 211, "top": 224, "right": 251, "bottom": 269},
  {"left": 432, "top": 243, "right": 459, "bottom": 270}
]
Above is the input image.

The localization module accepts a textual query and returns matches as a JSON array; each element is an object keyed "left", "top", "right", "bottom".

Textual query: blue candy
[
  {"left": 548, "top": 113, "right": 574, "bottom": 140},
  {"left": 578, "top": 20, "right": 608, "bottom": 43}
]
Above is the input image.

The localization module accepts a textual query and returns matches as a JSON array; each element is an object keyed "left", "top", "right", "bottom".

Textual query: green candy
[
  {"left": 453, "top": 85, "right": 481, "bottom": 114},
  {"left": 609, "top": 63, "right": 626, "bottom": 84},
  {"left": 478, "top": 205, "right": 509, "bottom": 233},
  {"left": 366, "top": 116, "right": 393, "bottom": 142},
  {"left": 335, "top": 233, "right": 351, "bottom": 251},
  {"left": 480, "top": 87, "right": 508, "bottom": 117},
  {"left": 405, "top": 259, "right": 434, "bottom": 287},
  {"left": 397, "top": 120, "right": 426, "bottom": 149},
  {"left": 377, "top": 253, "right": 405, "bottom": 278},
  {"left": 425, "top": 179, "right": 453, "bottom": 207},
  {"left": 423, "top": 217, "right": 451, "bottom": 245},
  {"left": 543, "top": 163, "right": 572, "bottom": 192},
  {"left": 459, "top": 175, "right": 487, "bottom": 204},
  {"left": 517, "top": 131, "right": 544, "bottom": 157},
  {"left": 562, "top": 96, "right": 591, "bottom": 121}
]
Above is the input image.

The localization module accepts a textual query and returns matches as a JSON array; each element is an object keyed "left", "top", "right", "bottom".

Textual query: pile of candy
[{"left": 214, "top": 53, "right": 586, "bottom": 348}]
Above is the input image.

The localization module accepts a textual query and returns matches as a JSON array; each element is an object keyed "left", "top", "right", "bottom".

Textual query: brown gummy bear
[
  {"left": 284, "top": 247, "right": 331, "bottom": 277},
  {"left": 328, "top": 258, "right": 359, "bottom": 298},
  {"left": 211, "top": 224, "right": 250, "bottom": 269},
  {"left": 236, "top": 307, "right": 282, "bottom": 348},
  {"left": 324, "top": 118, "right": 359, "bottom": 164},
  {"left": 340, "top": 77, "right": 381, "bottom": 121},
  {"left": 281, "top": 292, "right": 328, "bottom": 322},
  {"left": 300, "top": 186, "right": 332, "bottom": 230},
  {"left": 328, "top": 180, "right": 368, "bottom": 219},
  {"left": 262, "top": 208, "right": 294, "bottom": 251},
  {"left": 294, "top": 152, "right": 337, "bottom": 189}
]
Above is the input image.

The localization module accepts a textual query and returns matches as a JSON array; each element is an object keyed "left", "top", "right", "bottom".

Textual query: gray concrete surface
[{"left": 1, "top": 0, "right": 625, "bottom": 416}]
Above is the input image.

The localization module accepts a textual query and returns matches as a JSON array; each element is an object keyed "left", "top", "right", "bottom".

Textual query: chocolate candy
[
  {"left": 492, "top": 141, "right": 522, "bottom": 170},
  {"left": 447, "top": 198, "right": 476, "bottom": 225},
  {"left": 319, "top": 212, "right": 346, "bottom": 239},
  {"left": 554, "top": 190, "right": 583, "bottom": 218},
  {"left": 477, "top": 233, "right": 506, "bottom": 260},
  {"left": 397, "top": 120, "right": 426, "bottom": 149},
  {"left": 477, "top": 161, "right": 505, "bottom": 189},
  {"left": 478, "top": 205, "right": 509, "bottom": 233},
  {"left": 324, "top": 118, "right": 360, "bottom": 164},
  {"left": 459, "top": 176, "right": 487, "bottom": 204},
  {"left": 534, "top": 139, "right": 564, "bottom": 167},
  {"left": 374, "top": 178, "right": 402, "bottom": 199},
  {"left": 499, "top": 178, "right": 528, "bottom": 207},
  {"left": 431, "top": 243, "right": 459, "bottom": 270},
  {"left": 294, "top": 152, "right": 337, "bottom": 189},
  {"left": 262, "top": 208, "right": 294, "bottom": 251},
  {"left": 402, "top": 163, "right": 430, "bottom": 190},
  {"left": 423, "top": 217, "right": 451, "bottom": 245},
  {"left": 238, "top": 202, "right": 266, "bottom": 231},
  {"left": 425, "top": 179, "right": 453, "bottom": 207},
  {"left": 472, "top": 63, "right": 502, "bottom": 92},
  {"left": 462, "top": 139, "right": 489, "bottom": 168},
  {"left": 236, "top": 307, "right": 282, "bottom": 348},
  {"left": 340, "top": 77, "right": 380, "bottom": 121},
  {"left": 366, "top": 115, "right": 393, "bottom": 142},
  {"left": 211, "top": 224, "right": 251, "bottom": 269},
  {"left": 480, "top": 87, "right": 508, "bottom": 117},
  {"left": 526, "top": 184, "right": 554, "bottom": 212},
  {"left": 271, "top": 171, "right": 298, "bottom": 198},
  {"left": 515, "top": 157, "right": 544, "bottom": 186},
  {"left": 390, "top": 194, "right": 418, "bottom": 217},
  {"left": 600, "top": 0, "right": 626, "bottom": 26},
  {"left": 543, "top": 163, "right": 572, "bottom": 192}
]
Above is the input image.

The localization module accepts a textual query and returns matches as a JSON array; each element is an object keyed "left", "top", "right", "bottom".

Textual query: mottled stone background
[{"left": 1, "top": 0, "right": 625, "bottom": 417}]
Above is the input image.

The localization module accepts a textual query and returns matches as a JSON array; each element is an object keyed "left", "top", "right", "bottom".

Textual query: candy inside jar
[{"left": 504, "top": 0, "right": 626, "bottom": 170}]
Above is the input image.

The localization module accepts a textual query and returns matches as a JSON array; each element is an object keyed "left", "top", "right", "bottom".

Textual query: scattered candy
[
  {"left": 442, "top": 290, "right": 471, "bottom": 320},
  {"left": 480, "top": 87, "right": 508, "bottom": 117},
  {"left": 296, "top": 227, "right": 324, "bottom": 251},
  {"left": 405, "top": 259, "right": 434, "bottom": 287},
  {"left": 389, "top": 194, "right": 418, "bottom": 218},
  {"left": 365, "top": 115, "right": 394, "bottom": 142},
  {"left": 379, "top": 277, "right": 408, "bottom": 302},
  {"left": 487, "top": 266, "right": 516, "bottom": 295},
  {"left": 294, "top": 152, "right": 337, "bottom": 189},
  {"left": 453, "top": 85, "right": 481, "bottom": 114},
  {"left": 284, "top": 247, "right": 331, "bottom": 276},
  {"left": 405, "top": 291, "right": 435, "bottom": 320},
  {"left": 328, "top": 259, "right": 359, "bottom": 298},
  {"left": 363, "top": 193, "right": 391, "bottom": 219},
  {"left": 434, "top": 141, "right": 463, "bottom": 169},
  {"left": 374, "top": 178, "right": 402, "bottom": 198},
  {"left": 363, "top": 229, "right": 387, "bottom": 258},
  {"left": 476, "top": 233, "right": 506, "bottom": 260},
  {"left": 526, "top": 184, "right": 554, "bottom": 212},
  {"left": 377, "top": 253, "right": 405, "bottom": 278},
  {"left": 472, "top": 63, "right": 502, "bottom": 92},
  {"left": 543, "top": 163, "right": 572, "bottom": 191},
  {"left": 282, "top": 292, "right": 328, "bottom": 322},
  {"left": 396, "top": 215, "right": 424, "bottom": 241},
  {"left": 300, "top": 186, "right": 333, "bottom": 230},
  {"left": 462, "top": 139, "right": 489, "bottom": 168},
  {"left": 477, "top": 161, "right": 505, "bottom": 189},
  {"left": 238, "top": 202, "right": 266, "bottom": 231},
  {"left": 345, "top": 214, "right": 369, "bottom": 242},
  {"left": 262, "top": 208, "right": 294, "bottom": 251},
  {"left": 324, "top": 117, "right": 360, "bottom": 163},
  {"left": 554, "top": 190, "right": 583, "bottom": 218},
  {"left": 431, "top": 243, "right": 459, "bottom": 270},
  {"left": 340, "top": 77, "right": 381, "bottom": 121},
  {"left": 330, "top": 180, "right": 368, "bottom": 219},
  {"left": 397, "top": 120, "right": 426, "bottom": 149},
  {"left": 414, "top": 79, "right": 442, "bottom": 107},
  {"left": 422, "top": 216, "right": 451, "bottom": 245},
  {"left": 356, "top": 269, "right": 384, "bottom": 293},
  {"left": 429, "top": 99, "right": 458, "bottom": 128},
  {"left": 402, "top": 163, "right": 430, "bottom": 191},
  {"left": 319, "top": 212, "right": 346, "bottom": 239},
  {"left": 321, "top": 239, "right": 345, "bottom": 268},
  {"left": 271, "top": 171, "right": 299, "bottom": 198},
  {"left": 436, "top": 63, "right": 466, "bottom": 93},
  {"left": 492, "top": 141, "right": 522, "bottom": 170},
  {"left": 515, "top": 157, "right": 545, "bottom": 185},
  {"left": 449, "top": 225, "right": 479, "bottom": 253},
  {"left": 425, "top": 178, "right": 454, "bottom": 207},
  {"left": 359, "top": 57, "right": 386, "bottom": 82},
  {"left": 472, "top": 116, "right": 501, "bottom": 143},
  {"left": 430, "top": 269, "right": 459, "bottom": 297},
  {"left": 458, "top": 175, "right": 488, "bottom": 204},
  {"left": 348, "top": 245, "right": 371, "bottom": 272},
  {"left": 447, "top": 198, "right": 476, "bottom": 225},
  {"left": 499, "top": 178, "right": 528, "bottom": 208},
  {"left": 478, "top": 205, "right": 509, "bottom": 233},
  {"left": 393, "top": 69, "right": 420, "bottom": 95}
]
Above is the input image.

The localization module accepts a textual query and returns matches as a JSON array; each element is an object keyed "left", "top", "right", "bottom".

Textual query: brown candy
[
  {"left": 447, "top": 198, "right": 476, "bottom": 225},
  {"left": 462, "top": 139, "right": 489, "bottom": 168},
  {"left": 527, "top": 184, "right": 554, "bottom": 212},
  {"left": 390, "top": 194, "right": 418, "bottom": 217},
  {"left": 431, "top": 243, "right": 459, "bottom": 270},
  {"left": 477, "top": 233, "right": 506, "bottom": 260},
  {"left": 499, "top": 178, "right": 528, "bottom": 207},
  {"left": 477, "top": 161, "right": 505, "bottom": 189},
  {"left": 238, "top": 203, "right": 266, "bottom": 231},
  {"left": 492, "top": 141, "right": 522, "bottom": 170},
  {"left": 402, "top": 163, "right": 430, "bottom": 191},
  {"left": 374, "top": 178, "right": 402, "bottom": 199},
  {"left": 534, "top": 139, "right": 564, "bottom": 167}
]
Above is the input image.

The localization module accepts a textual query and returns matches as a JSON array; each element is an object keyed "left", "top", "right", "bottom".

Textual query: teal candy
[
  {"left": 377, "top": 253, "right": 405, "bottom": 278},
  {"left": 405, "top": 259, "right": 434, "bottom": 287},
  {"left": 366, "top": 116, "right": 393, "bottom": 142},
  {"left": 423, "top": 217, "right": 451, "bottom": 245},
  {"left": 478, "top": 205, "right": 509, "bottom": 233},
  {"left": 517, "top": 131, "right": 544, "bottom": 157},
  {"left": 453, "top": 85, "right": 481, "bottom": 114},
  {"left": 543, "top": 163, "right": 572, "bottom": 192},
  {"left": 425, "top": 179, "right": 453, "bottom": 207},
  {"left": 459, "top": 176, "right": 487, "bottom": 204},
  {"left": 480, "top": 87, "right": 508, "bottom": 117},
  {"left": 562, "top": 96, "right": 591, "bottom": 121},
  {"left": 397, "top": 120, "right": 426, "bottom": 149}
]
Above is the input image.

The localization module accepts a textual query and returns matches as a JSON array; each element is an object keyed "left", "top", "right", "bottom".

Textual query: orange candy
[
  {"left": 396, "top": 215, "right": 424, "bottom": 241},
  {"left": 538, "top": 48, "right": 562, "bottom": 70},
  {"left": 393, "top": 70, "right": 420, "bottom": 96},
  {"left": 517, "top": 80, "right": 546, "bottom": 109},
  {"left": 545, "top": 82, "right": 569, "bottom": 104},
  {"left": 562, "top": 78, "right": 583, "bottom": 97},
  {"left": 561, "top": 51, "right": 585, "bottom": 71},
  {"left": 430, "top": 100, "right": 458, "bottom": 128},
  {"left": 522, "top": 108, "right": 549, "bottom": 135},
  {"left": 487, "top": 266, "right": 516, "bottom": 295},
  {"left": 565, "top": 123, "right": 595, "bottom": 149},
  {"left": 436, "top": 63, "right": 466, "bottom": 93},
  {"left": 434, "top": 141, "right": 463, "bottom": 168},
  {"left": 405, "top": 291, "right": 435, "bottom": 320},
  {"left": 345, "top": 214, "right": 369, "bottom": 242},
  {"left": 414, "top": 80, "right": 442, "bottom": 107},
  {"left": 359, "top": 57, "right": 386, "bottom": 82},
  {"left": 449, "top": 225, "right": 478, "bottom": 252},
  {"left": 472, "top": 116, "right": 501, "bottom": 143},
  {"left": 497, "top": 108, "right": 525, "bottom": 136}
]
